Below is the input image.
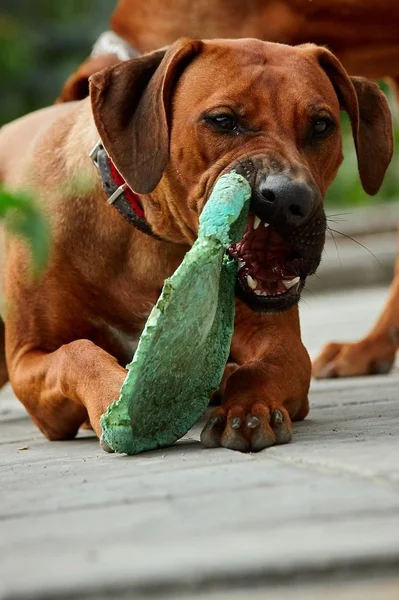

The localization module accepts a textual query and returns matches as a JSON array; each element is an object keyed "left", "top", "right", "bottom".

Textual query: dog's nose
[{"left": 256, "top": 174, "right": 314, "bottom": 228}]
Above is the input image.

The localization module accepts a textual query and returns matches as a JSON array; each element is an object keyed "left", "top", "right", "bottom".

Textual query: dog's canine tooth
[
  {"left": 247, "top": 275, "right": 258, "bottom": 290},
  {"left": 253, "top": 215, "right": 261, "bottom": 230},
  {"left": 237, "top": 259, "right": 245, "bottom": 270},
  {"left": 264, "top": 222, "right": 270, "bottom": 228},
  {"left": 282, "top": 276, "right": 300, "bottom": 290}
]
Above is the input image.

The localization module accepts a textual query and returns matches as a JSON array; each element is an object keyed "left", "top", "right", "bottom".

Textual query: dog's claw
[
  {"left": 246, "top": 415, "right": 260, "bottom": 429},
  {"left": 201, "top": 405, "right": 293, "bottom": 452},
  {"left": 231, "top": 417, "right": 242, "bottom": 429},
  {"left": 200, "top": 415, "right": 224, "bottom": 448},
  {"left": 209, "top": 416, "right": 223, "bottom": 428},
  {"left": 271, "top": 410, "right": 284, "bottom": 425},
  {"left": 100, "top": 440, "right": 115, "bottom": 453},
  {"left": 271, "top": 409, "right": 293, "bottom": 444}
]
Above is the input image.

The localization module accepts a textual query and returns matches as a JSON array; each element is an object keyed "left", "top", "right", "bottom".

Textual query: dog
[
  {"left": 0, "top": 39, "right": 393, "bottom": 451},
  {"left": 58, "top": 0, "right": 399, "bottom": 379}
]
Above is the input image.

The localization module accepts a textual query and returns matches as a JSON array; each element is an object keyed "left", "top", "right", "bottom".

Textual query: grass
[
  {"left": 0, "top": 187, "right": 49, "bottom": 272},
  {"left": 326, "top": 86, "right": 399, "bottom": 208}
]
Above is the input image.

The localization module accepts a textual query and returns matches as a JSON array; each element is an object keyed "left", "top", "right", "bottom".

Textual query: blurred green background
[{"left": 0, "top": 0, "right": 398, "bottom": 208}]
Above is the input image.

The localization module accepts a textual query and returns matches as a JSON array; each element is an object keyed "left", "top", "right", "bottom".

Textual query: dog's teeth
[
  {"left": 253, "top": 216, "right": 261, "bottom": 230},
  {"left": 282, "top": 276, "right": 300, "bottom": 290},
  {"left": 247, "top": 275, "right": 258, "bottom": 290},
  {"left": 264, "top": 222, "right": 270, "bottom": 228},
  {"left": 237, "top": 259, "right": 245, "bottom": 270},
  {"left": 254, "top": 288, "right": 269, "bottom": 297}
]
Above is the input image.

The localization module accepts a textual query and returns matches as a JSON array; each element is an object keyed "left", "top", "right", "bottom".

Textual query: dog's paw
[
  {"left": 201, "top": 402, "right": 293, "bottom": 452},
  {"left": 313, "top": 335, "right": 397, "bottom": 379}
]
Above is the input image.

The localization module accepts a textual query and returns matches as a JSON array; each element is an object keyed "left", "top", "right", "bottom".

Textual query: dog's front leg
[
  {"left": 201, "top": 301, "right": 310, "bottom": 452},
  {"left": 8, "top": 340, "right": 127, "bottom": 441}
]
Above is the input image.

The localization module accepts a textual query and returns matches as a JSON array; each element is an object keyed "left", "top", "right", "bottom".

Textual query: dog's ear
[
  {"left": 57, "top": 55, "right": 122, "bottom": 103},
  {"left": 89, "top": 38, "right": 202, "bottom": 194},
  {"left": 314, "top": 47, "right": 393, "bottom": 195}
]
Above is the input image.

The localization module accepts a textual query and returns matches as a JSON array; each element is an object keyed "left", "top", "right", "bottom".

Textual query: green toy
[{"left": 100, "top": 172, "right": 251, "bottom": 454}]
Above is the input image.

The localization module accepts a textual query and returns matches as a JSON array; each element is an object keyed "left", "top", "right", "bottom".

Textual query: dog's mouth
[{"left": 228, "top": 214, "right": 319, "bottom": 312}]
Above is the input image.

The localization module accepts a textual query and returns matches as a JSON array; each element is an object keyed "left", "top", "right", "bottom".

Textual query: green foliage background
[
  {"left": 0, "top": 0, "right": 398, "bottom": 208},
  {"left": 0, "top": 187, "right": 49, "bottom": 272}
]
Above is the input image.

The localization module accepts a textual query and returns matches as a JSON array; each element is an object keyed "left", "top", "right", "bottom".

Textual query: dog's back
[
  {"left": 0, "top": 102, "right": 80, "bottom": 390},
  {"left": 111, "top": 0, "right": 399, "bottom": 78},
  {"left": 0, "top": 104, "right": 78, "bottom": 189}
]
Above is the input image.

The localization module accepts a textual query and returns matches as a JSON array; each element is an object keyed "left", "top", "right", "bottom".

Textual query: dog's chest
[{"left": 108, "top": 324, "right": 141, "bottom": 356}]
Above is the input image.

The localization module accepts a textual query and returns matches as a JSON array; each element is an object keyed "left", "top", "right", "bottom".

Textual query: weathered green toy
[{"left": 100, "top": 172, "right": 251, "bottom": 454}]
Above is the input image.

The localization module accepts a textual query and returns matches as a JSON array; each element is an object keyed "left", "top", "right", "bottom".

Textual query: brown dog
[
  {"left": 0, "top": 39, "right": 393, "bottom": 451},
  {"left": 58, "top": 0, "right": 399, "bottom": 379}
]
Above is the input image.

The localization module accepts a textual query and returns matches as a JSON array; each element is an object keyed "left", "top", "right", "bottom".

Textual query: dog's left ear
[
  {"left": 89, "top": 38, "right": 203, "bottom": 194},
  {"left": 57, "top": 55, "right": 122, "bottom": 103},
  {"left": 312, "top": 47, "right": 393, "bottom": 195}
]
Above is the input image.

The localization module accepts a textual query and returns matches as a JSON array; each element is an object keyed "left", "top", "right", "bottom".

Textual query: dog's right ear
[{"left": 89, "top": 39, "right": 203, "bottom": 194}]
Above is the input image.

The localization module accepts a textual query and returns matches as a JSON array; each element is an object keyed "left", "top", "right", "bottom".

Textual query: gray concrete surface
[
  {"left": 324, "top": 201, "right": 399, "bottom": 238},
  {"left": 308, "top": 231, "right": 396, "bottom": 293},
  {"left": 1, "top": 286, "right": 399, "bottom": 600},
  {"left": 307, "top": 202, "right": 398, "bottom": 293}
]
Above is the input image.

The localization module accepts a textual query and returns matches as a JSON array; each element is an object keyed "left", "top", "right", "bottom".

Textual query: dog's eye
[
  {"left": 206, "top": 114, "right": 239, "bottom": 133},
  {"left": 312, "top": 118, "right": 331, "bottom": 136}
]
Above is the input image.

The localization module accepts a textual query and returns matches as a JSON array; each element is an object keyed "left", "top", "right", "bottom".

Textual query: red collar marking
[{"left": 108, "top": 158, "right": 145, "bottom": 218}]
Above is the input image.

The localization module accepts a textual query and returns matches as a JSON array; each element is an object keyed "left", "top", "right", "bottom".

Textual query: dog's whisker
[
  {"left": 326, "top": 212, "right": 352, "bottom": 218},
  {"left": 326, "top": 227, "right": 342, "bottom": 267},
  {"left": 302, "top": 288, "right": 314, "bottom": 298},
  {"left": 327, "top": 227, "right": 381, "bottom": 266}
]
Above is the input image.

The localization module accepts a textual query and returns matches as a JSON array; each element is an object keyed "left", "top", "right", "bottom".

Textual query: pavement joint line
[
  {"left": 2, "top": 457, "right": 399, "bottom": 523},
  {"left": 0, "top": 458, "right": 320, "bottom": 521},
  {"left": 3, "top": 553, "right": 399, "bottom": 600},
  {"left": 309, "top": 397, "right": 397, "bottom": 409},
  {"left": 266, "top": 452, "right": 399, "bottom": 490},
  {"left": 2, "top": 506, "right": 398, "bottom": 549}
]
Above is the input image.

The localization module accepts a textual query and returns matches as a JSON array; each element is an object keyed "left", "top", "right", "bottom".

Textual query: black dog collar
[{"left": 89, "top": 141, "right": 160, "bottom": 239}]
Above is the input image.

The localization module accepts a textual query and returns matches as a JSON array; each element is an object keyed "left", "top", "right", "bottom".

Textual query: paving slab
[
  {"left": 307, "top": 200, "right": 398, "bottom": 293},
  {"left": 1, "top": 286, "right": 399, "bottom": 600},
  {"left": 309, "top": 231, "right": 396, "bottom": 293}
]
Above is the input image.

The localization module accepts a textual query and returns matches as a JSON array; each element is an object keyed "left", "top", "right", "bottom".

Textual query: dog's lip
[
  {"left": 228, "top": 213, "right": 315, "bottom": 311},
  {"left": 235, "top": 277, "right": 304, "bottom": 312},
  {"left": 235, "top": 259, "right": 305, "bottom": 311}
]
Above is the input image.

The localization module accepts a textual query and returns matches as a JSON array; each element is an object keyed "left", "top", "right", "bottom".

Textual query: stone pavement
[{"left": 1, "top": 286, "right": 399, "bottom": 600}]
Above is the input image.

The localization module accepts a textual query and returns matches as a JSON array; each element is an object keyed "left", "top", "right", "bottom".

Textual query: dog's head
[{"left": 90, "top": 38, "right": 393, "bottom": 312}]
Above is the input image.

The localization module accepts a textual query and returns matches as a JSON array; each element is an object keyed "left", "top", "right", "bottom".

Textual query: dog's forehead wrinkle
[
  {"left": 180, "top": 46, "right": 336, "bottom": 118},
  {"left": 196, "top": 42, "right": 306, "bottom": 79},
  {"left": 183, "top": 73, "right": 295, "bottom": 123},
  {"left": 203, "top": 38, "right": 309, "bottom": 61}
]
